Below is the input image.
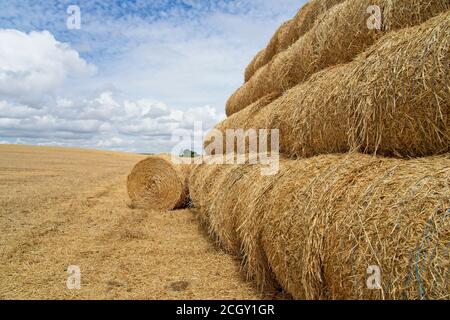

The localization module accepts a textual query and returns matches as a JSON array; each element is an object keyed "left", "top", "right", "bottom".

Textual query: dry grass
[
  {"left": 0, "top": 144, "right": 271, "bottom": 300},
  {"left": 228, "top": 0, "right": 450, "bottom": 116},
  {"left": 127, "top": 155, "right": 192, "bottom": 211},
  {"left": 215, "top": 12, "right": 450, "bottom": 158},
  {"left": 189, "top": 153, "right": 450, "bottom": 299}
]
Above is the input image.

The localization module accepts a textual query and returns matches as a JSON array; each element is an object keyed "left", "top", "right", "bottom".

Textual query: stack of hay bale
[{"left": 190, "top": 0, "right": 450, "bottom": 299}]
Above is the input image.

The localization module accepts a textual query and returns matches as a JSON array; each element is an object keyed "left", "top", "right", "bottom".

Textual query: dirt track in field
[{"left": 0, "top": 144, "right": 270, "bottom": 299}]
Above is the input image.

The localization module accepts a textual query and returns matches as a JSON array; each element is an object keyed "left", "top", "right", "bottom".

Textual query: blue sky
[{"left": 0, "top": 0, "right": 304, "bottom": 153}]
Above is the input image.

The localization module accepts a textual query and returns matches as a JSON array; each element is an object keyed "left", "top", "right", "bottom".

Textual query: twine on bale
[
  {"left": 228, "top": 0, "right": 450, "bottom": 116},
  {"left": 127, "top": 155, "right": 192, "bottom": 211},
  {"left": 189, "top": 153, "right": 450, "bottom": 299}
]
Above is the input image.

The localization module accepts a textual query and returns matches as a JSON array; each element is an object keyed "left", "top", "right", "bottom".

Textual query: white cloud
[
  {"left": 124, "top": 99, "right": 171, "bottom": 119},
  {"left": 0, "top": 100, "right": 44, "bottom": 118},
  {"left": 0, "top": 1, "right": 304, "bottom": 153},
  {"left": 0, "top": 89, "right": 224, "bottom": 153},
  {"left": 0, "top": 115, "right": 103, "bottom": 135},
  {"left": 79, "top": 91, "right": 121, "bottom": 121},
  {"left": 0, "top": 29, "right": 96, "bottom": 104},
  {"left": 96, "top": 136, "right": 127, "bottom": 148},
  {"left": 181, "top": 105, "right": 225, "bottom": 130},
  {"left": 84, "top": 1, "right": 305, "bottom": 110}
]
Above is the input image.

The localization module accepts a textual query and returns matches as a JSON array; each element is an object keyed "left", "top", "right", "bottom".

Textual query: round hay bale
[
  {"left": 264, "top": 20, "right": 293, "bottom": 65},
  {"left": 259, "top": 154, "right": 450, "bottom": 299},
  {"left": 189, "top": 154, "right": 284, "bottom": 292},
  {"left": 243, "top": 0, "right": 344, "bottom": 82},
  {"left": 217, "top": 12, "right": 450, "bottom": 158},
  {"left": 255, "top": 156, "right": 350, "bottom": 299},
  {"left": 235, "top": 158, "right": 289, "bottom": 292},
  {"left": 319, "top": 155, "right": 450, "bottom": 299},
  {"left": 205, "top": 92, "right": 281, "bottom": 155},
  {"left": 188, "top": 161, "right": 227, "bottom": 231},
  {"left": 208, "top": 163, "right": 257, "bottom": 254},
  {"left": 189, "top": 153, "right": 450, "bottom": 299},
  {"left": 244, "top": 49, "right": 265, "bottom": 83},
  {"left": 226, "top": 0, "right": 450, "bottom": 116},
  {"left": 127, "top": 155, "right": 191, "bottom": 211},
  {"left": 292, "top": 0, "right": 343, "bottom": 41},
  {"left": 270, "top": 11, "right": 450, "bottom": 158},
  {"left": 189, "top": 155, "right": 255, "bottom": 252}
]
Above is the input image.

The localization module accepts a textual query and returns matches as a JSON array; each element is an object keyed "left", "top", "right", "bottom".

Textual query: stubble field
[{"left": 0, "top": 144, "right": 269, "bottom": 300}]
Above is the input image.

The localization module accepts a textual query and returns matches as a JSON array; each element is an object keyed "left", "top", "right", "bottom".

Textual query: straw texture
[
  {"left": 189, "top": 153, "right": 450, "bottom": 299},
  {"left": 228, "top": 0, "right": 450, "bottom": 116},
  {"left": 244, "top": 0, "right": 345, "bottom": 82},
  {"left": 127, "top": 155, "right": 192, "bottom": 211},
  {"left": 215, "top": 12, "right": 450, "bottom": 158}
]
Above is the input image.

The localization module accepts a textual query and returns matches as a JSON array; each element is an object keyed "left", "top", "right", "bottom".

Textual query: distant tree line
[{"left": 180, "top": 149, "right": 199, "bottom": 158}]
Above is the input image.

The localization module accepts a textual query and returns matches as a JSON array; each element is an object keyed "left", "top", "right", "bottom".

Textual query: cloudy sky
[{"left": 0, "top": 0, "right": 304, "bottom": 153}]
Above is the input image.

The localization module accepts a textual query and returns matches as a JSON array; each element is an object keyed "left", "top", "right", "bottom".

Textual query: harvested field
[{"left": 0, "top": 144, "right": 272, "bottom": 300}]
